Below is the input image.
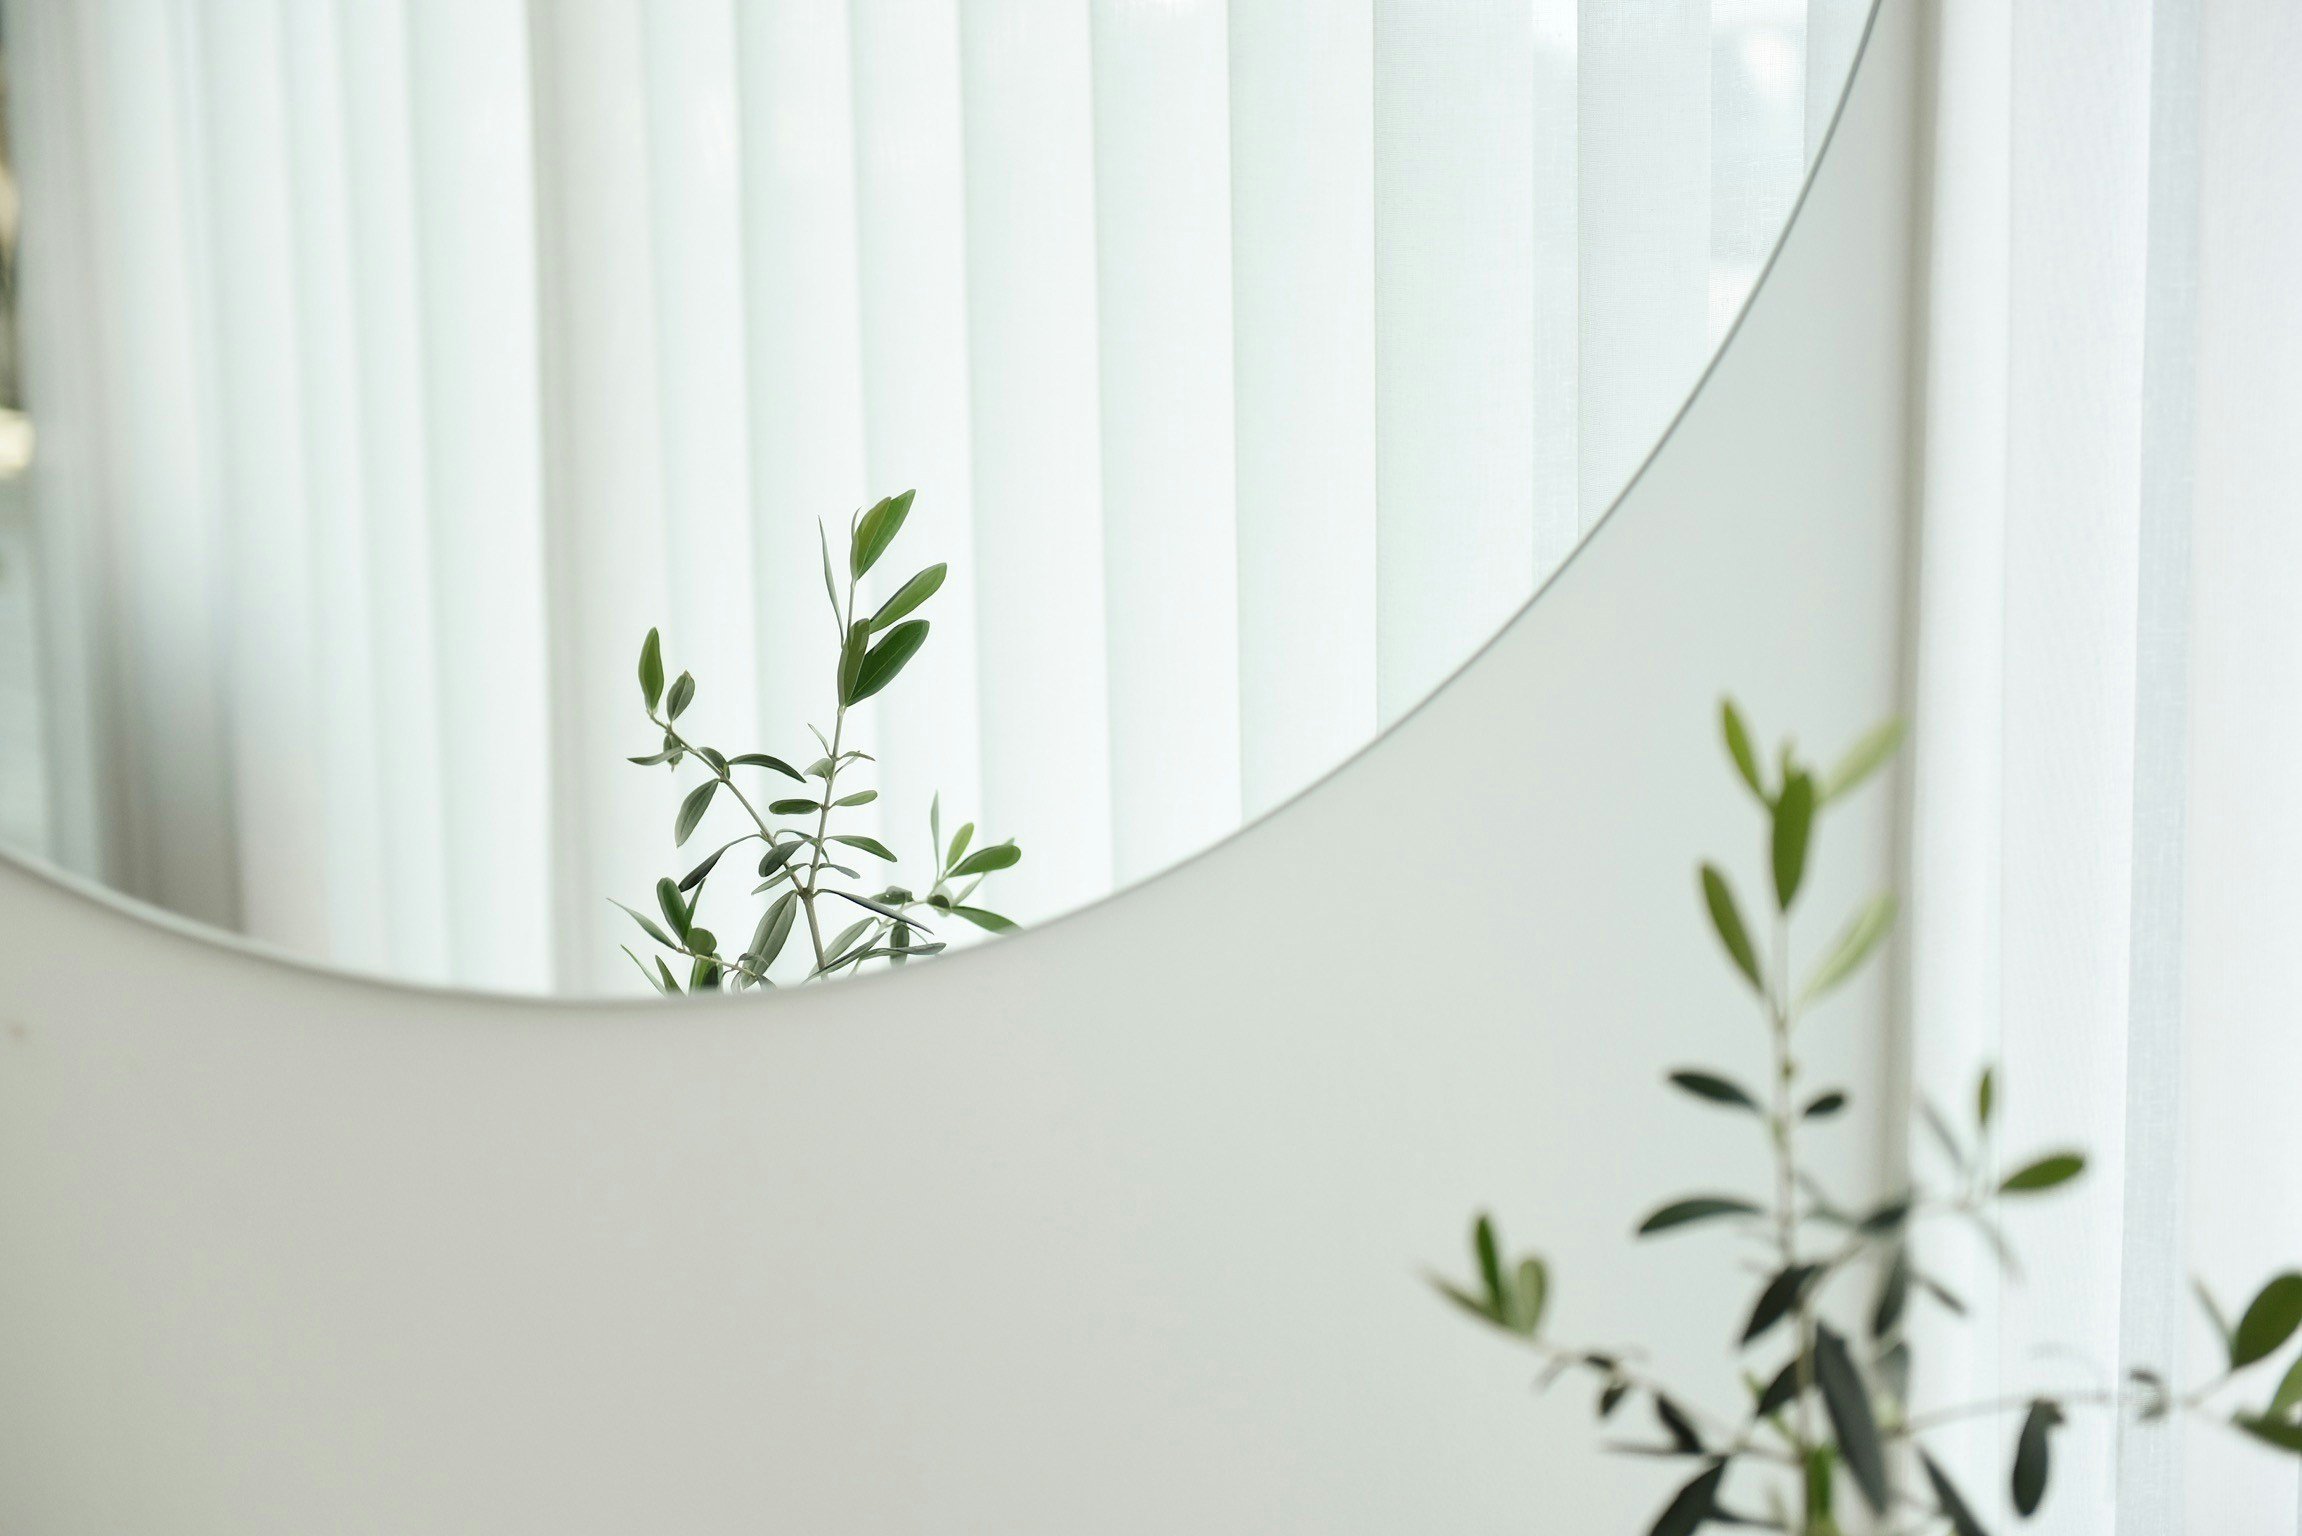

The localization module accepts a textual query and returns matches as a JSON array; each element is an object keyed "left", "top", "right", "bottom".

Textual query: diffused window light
[{"left": 0, "top": 410, "right": 33, "bottom": 480}]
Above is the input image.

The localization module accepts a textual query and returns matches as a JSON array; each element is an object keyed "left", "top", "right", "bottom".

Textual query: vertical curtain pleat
[
  {"left": 1090, "top": 0, "right": 1241, "bottom": 887},
  {"left": 957, "top": 0, "right": 1113, "bottom": 922},
  {"left": 8, "top": 0, "right": 1865, "bottom": 985},
  {"left": 1228, "top": 0, "right": 1378, "bottom": 818},
  {"left": 1577, "top": 0, "right": 1711, "bottom": 522},
  {"left": 1370, "top": 0, "right": 1540, "bottom": 725}
]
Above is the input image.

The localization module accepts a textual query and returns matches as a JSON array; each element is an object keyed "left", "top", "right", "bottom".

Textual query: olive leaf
[{"left": 1700, "top": 864, "right": 1763, "bottom": 992}]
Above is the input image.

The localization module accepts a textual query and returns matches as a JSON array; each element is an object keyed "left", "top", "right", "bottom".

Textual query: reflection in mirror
[{"left": 0, "top": 1, "right": 1870, "bottom": 995}]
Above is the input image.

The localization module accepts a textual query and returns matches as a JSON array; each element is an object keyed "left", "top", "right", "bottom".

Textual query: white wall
[{"left": 0, "top": 4, "right": 1914, "bottom": 1531}]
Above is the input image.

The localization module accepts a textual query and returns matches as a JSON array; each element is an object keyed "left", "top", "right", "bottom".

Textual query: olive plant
[
  {"left": 614, "top": 490, "right": 1020, "bottom": 993},
  {"left": 1436, "top": 701, "right": 2302, "bottom": 1535}
]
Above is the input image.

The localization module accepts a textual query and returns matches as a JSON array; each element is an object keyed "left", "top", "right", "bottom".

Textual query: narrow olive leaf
[
  {"left": 1652, "top": 1395, "right": 1705, "bottom": 1455},
  {"left": 870, "top": 562, "right": 946, "bottom": 631},
  {"left": 1921, "top": 1453, "right": 1991, "bottom": 1536},
  {"left": 1822, "top": 717, "right": 1906, "bottom": 803},
  {"left": 1876, "top": 1341, "right": 1912, "bottom": 1406},
  {"left": 1474, "top": 1215, "right": 1506, "bottom": 1312},
  {"left": 1721, "top": 698, "right": 1769, "bottom": 802},
  {"left": 622, "top": 945, "right": 667, "bottom": 993},
  {"left": 1648, "top": 1461, "right": 1727, "bottom": 1536},
  {"left": 1804, "top": 1090, "right": 1850, "bottom": 1120},
  {"left": 831, "top": 834, "right": 898, "bottom": 862},
  {"left": 696, "top": 746, "right": 728, "bottom": 776},
  {"left": 2011, "top": 1400, "right": 2063, "bottom": 1517},
  {"left": 1638, "top": 1196, "right": 1762, "bottom": 1236},
  {"left": 850, "top": 618, "right": 929, "bottom": 704},
  {"left": 1756, "top": 1354, "right": 1805, "bottom": 1420},
  {"left": 757, "top": 841, "right": 801, "bottom": 878},
  {"left": 2232, "top": 1274, "right": 2302, "bottom": 1369},
  {"left": 954, "top": 906, "right": 1017, "bottom": 933},
  {"left": 656, "top": 957, "right": 681, "bottom": 994},
  {"left": 946, "top": 821, "right": 975, "bottom": 871},
  {"left": 1921, "top": 1098, "right": 1970, "bottom": 1172},
  {"left": 1799, "top": 893, "right": 1896, "bottom": 1005},
  {"left": 850, "top": 488, "right": 915, "bottom": 578},
  {"left": 1917, "top": 1272, "right": 1968, "bottom": 1316},
  {"left": 2236, "top": 1416, "right": 2302, "bottom": 1454},
  {"left": 819, "top": 917, "right": 875, "bottom": 970},
  {"left": 749, "top": 892, "right": 798, "bottom": 969},
  {"left": 610, "top": 899, "right": 675, "bottom": 951},
  {"left": 627, "top": 747, "right": 678, "bottom": 766},
  {"left": 1814, "top": 1325, "right": 1888, "bottom": 1515},
  {"left": 1873, "top": 1247, "right": 1911, "bottom": 1338},
  {"left": 1509, "top": 1257, "right": 1548, "bottom": 1336},
  {"left": 667, "top": 670, "right": 695, "bottom": 720},
  {"left": 1772, "top": 770, "right": 1817, "bottom": 911},
  {"left": 674, "top": 779, "right": 718, "bottom": 846},
  {"left": 1431, "top": 1276, "right": 1503, "bottom": 1329},
  {"left": 655, "top": 877, "right": 691, "bottom": 940},
  {"left": 1699, "top": 864, "right": 1764, "bottom": 992},
  {"left": 1668, "top": 1070, "right": 1762, "bottom": 1113},
  {"left": 834, "top": 789, "right": 879, "bottom": 808},
  {"left": 1743, "top": 1264, "right": 1821, "bottom": 1346},
  {"left": 689, "top": 954, "right": 719, "bottom": 991},
  {"left": 728, "top": 752, "right": 804, "bottom": 780},
  {"left": 1598, "top": 1380, "right": 1630, "bottom": 1419},
  {"left": 639, "top": 628, "right": 664, "bottom": 711},
  {"left": 1858, "top": 1195, "right": 1913, "bottom": 1235},
  {"left": 677, "top": 843, "right": 732, "bottom": 892},
  {"left": 953, "top": 840, "right": 1021, "bottom": 878},
  {"left": 1999, "top": 1152, "right": 2086, "bottom": 1195},
  {"left": 769, "top": 797, "right": 821, "bottom": 817},
  {"left": 1977, "top": 1066, "right": 1997, "bottom": 1130},
  {"left": 823, "top": 888, "right": 918, "bottom": 925},
  {"left": 2266, "top": 1351, "right": 2302, "bottom": 1420},
  {"left": 806, "top": 755, "right": 834, "bottom": 780},
  {"left": 837, "top": 618, "right": 870, "bottom": 704}
]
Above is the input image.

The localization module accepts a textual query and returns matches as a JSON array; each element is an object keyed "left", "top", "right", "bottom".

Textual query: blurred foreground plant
[
  {"left": 615, "top": 491, "right": 1020, "bottom": 993},
  {"left": 1436, "top": 701, "right": 2302, "bottom": 1535}
]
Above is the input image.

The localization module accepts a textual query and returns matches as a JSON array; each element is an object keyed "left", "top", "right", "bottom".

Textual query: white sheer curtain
[
  {"left": 1909, "top": 1, "right": 2302, "bottom": 1531},
  {"left": 4, "top": 0, "right": 1868, "bottom": 992}
]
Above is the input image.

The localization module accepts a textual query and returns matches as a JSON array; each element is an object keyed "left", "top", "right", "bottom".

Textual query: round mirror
[{"left": 0, "top": 0, "right": 1871, "bottom": 996}]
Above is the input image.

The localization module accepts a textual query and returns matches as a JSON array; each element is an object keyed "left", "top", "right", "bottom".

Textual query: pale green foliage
[
  {"left": 616, "top": 492, "right": 1021, "bottom": 993},
  {"left": 1434, "top": 698, "right": 2301, "bottom": 1534}
]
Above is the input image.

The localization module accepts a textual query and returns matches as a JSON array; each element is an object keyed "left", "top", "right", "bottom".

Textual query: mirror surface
[{"left": 0, "top": 0, "right": 1870, "bottom": 995}]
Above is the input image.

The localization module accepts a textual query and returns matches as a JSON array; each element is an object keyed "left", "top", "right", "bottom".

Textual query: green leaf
[
  {"left": 1667, "top": 1069, "right": 1761, "bottom": 1113},
  {"left": 678, "top": 842, "right": 735, "bottom": 892},
  {"left": 2011, "top": 1399, "right": 2063, "bottom": 1516},
  {"left": 819, "top": 917, "right": 875, "bottom": 970},
  {"left": 2233, "top": 1274, "right": 2302, "bottom": 1369},
  {"left": 749, "top": 892, "right": 798, "bottom": 969},
  {"left": 684, "top": 926, "right": 718, "bottom": 957},
  {"left": 1822, "top": 717, "right": 1905, "bottom": 802},
  {"left": 666, "top": 671, "right": 695, "bottom": 720},
  {"left": 769, "top": 798, "right": 821, "bottom": 817},
  {"left": 1756, "top": 1354, "right": 1806, "bottom": 1420},
  {"left": 689, "top": 954, "right": 720, "bottom": 991},
  {"left": 674, "top": 779, "right": 717, "bottom": 846},
  {"left": 622, "top": 944, "right": 668, "bottom": 994},
  {"left": 1814, "top": 1325, "right": 1888, "bottom": 1515},
  {"left": 1647, "top": 1462, "right": 1727, "bottom": 1536},
  {"left": 1638, "top": 1196, "right": 1762, "bottom": 1236},
  {"left": 638, "top": 628, "right": 664, "bottom": 711},
  {"left": 831, "top": 834, "right": 898, "bottom": 862},
  {"left": 849, "top": 618, "right": 929, "bottom": 704},
  {"left": 1921, "top": 1453, "right": 1990, "bottom": 1536},
  {"left": 953, "top": 839, "right": 1021, "bottom": 878},
  {"left": 1431, "top": 1276, "right": 1503, "bottom": 1330},
  {"left": 2198, "top": 1280, "right": 2237, "bottom": 1357},
  {"left": 837, "top": 619, "right": 870, "bottom": 704},
  {"left": 1873, "top": 1247, "right": 1911, "bottom": 1339},
  {"left": 1977, "top": 1066, "right": 1997, "bottom": 1130},
  {"left": 1699, "top": 864, "right": 1764, "bottom": 992},
  {"left": 656, "top": 957, "right": 681, "bottom": 994},
  {"left": 610, "top": 899, "right": 675, "bottom": 951},
  {"left": 2236, "top": 1414, "right": 2302, "bottom": 1455},
  {"left": 1508, "top": 1257, "right": 1547, "bottom": 1336},
  {"left": 823, "top": 888, "right": 916, "bottom": 925},
  {"left": 1652, "top": 1394, "right": 1704, "bottom": 1455},
  {"left": 757, "top": 841, "right": 802, "bottom": 878},
  {"left": 727, "top": 752, "right": 804, "bottom": 780},
  {"left": 655, "top": 877, "right": 691, "bottom": 941},
  {"left": 834, "top": 789, "right": 878, "bottom": 808},
  {"left": 850, "top": 488, "right": 915, "bottom": 578},
  {"left": 1772, "top": 770, "right": 1816, "bottom": 911},
  {"left": 2267, "top": 1351, "right": 2302, "bottom": 1420},
  {"left": 1804, "top": 1090, "right": 1849, "bottom": 1120},
  {"left": 818, "top": 521, "right": 841, "bottom": 618},
  {"left": 870, "top": 562, "right": 947, "bottom": 631},
  {"left": 1742, "top": 1264, "right": 1821, "bottom": 1346},
  {"left": 1721, "top": 698, "right": 1768, "bottom": 802},
  {"left": 954, "top": 905, "right": 1016, "bottom": 933},
  {"left": 1999, "top": 1152, "right": 2086, "bottom": 1195},
  {"left": 929, "top": 793, "right": 942, "bottom": 865},
  {"left": 947, "top": 821, "right": 975, "bottom": 871},
  {"left": 1474, "top": 1215, "right": 1506, "bottom": 1311},
  {"left": 1799, "top": 893, "right": 1896, "bottom": 1004},
  {"left": 697, "top": 747, "right": 728, "bottom": 775}
]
